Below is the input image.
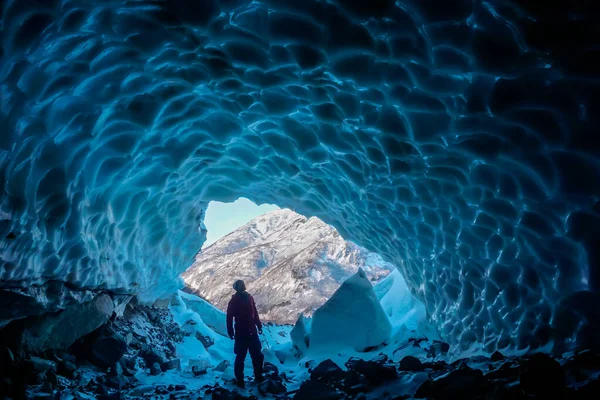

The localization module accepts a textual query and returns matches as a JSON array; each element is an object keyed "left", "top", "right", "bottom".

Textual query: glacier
[{"left": 0, "top": 0, "right": 599, "bottom": 353}]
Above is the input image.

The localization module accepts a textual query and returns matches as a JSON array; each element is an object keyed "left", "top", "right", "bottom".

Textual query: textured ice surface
[{"left": 1, "top": 0, "right": 599, "bottom": 351}]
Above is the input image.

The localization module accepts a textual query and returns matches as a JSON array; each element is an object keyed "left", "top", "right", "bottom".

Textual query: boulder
[
  {"left": 486, "top": 361, "right": 520, "bottom": 381},
  {"left": 293, "top": 380, "right": 343, "bottom": 400},
  {"left": 79, "top": 330, "right": 127, "bottom": 368},
  {"left": 160, "top": 358, "right": 181, "bottom": 372},
  {"left": 399, "top": 355, "right": 423, "bottom": 371},
  {"left": 106, "top": 375, "right": 128, "bottom": 390},
  {"left": 57, "top": 359, "right": 77, "bottom": 378},
  {"left": 108, "top": 362, "right": 123, "bottom": 376},
  {"left": 192, "top": 365, "right": 208, "bottom": 376},
  {"left": 214, "top": 360, "right": 229, "bottom": 372},
  {"left": 263, "top": 361, "right": 279, "bottom": 376},
  {"left": 189, "top": 357, "right": 210, "bottom": 371},
  {"left": 0, "top": 346, "right": 15, "bottom": 374},
  {"left": 27, "top": 357, "right": 57, "bottom": 374},
  {"left": 150, "top": 363, "right": 162, "bottom": 376},
  {"left": 519, "top": 353, "right": 565, "bottom": 397},
  {"left": 210, "top": 386, "right": 254, "bottom": 399},
  {"left": 46, "top": 370, "right": 58, "bottom": 388},
  {"left": 120, "top": 355, "right": 137, "bottom": 370},
  {"left": 14, "top": 294, "right": 114, "bottom": 354},
  {"left": 259, "top": 378, "right": 287, "bottom": 394},
  {"left": 345, "top": 358, "right": 397, "bottom": 385},
  {"left": 142, "top": 349, "right": 167, "bottom": 367},
  {"left": 128, "top": 385, "right": 156, "bottom": 397},
  {"left": 491, "top": 351, "right": 505, "bottom": 362},
  {"left": 416, "top": 367, "right": 488, "bottom": 399},
  {"left": 310, "top": 359, "right": 344, "bottom": 383}
]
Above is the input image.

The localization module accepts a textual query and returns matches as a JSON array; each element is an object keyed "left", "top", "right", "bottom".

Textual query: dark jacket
[{"left": 226, "top": 291, "right": 262, "bottom": 337}]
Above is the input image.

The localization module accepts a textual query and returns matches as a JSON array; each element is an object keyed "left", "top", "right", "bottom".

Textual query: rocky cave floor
[{"left": 2, "top": 300, "right": 600, "bottom": 400}]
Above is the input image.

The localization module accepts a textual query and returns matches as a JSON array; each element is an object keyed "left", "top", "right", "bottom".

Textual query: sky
[{"left": 202, "top": 197, "right": 279, "bottom": 248}]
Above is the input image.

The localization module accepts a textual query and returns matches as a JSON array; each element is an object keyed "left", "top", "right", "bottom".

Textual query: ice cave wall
[{"left": 0, "top": 0, "right": 599, "bottom": 352}]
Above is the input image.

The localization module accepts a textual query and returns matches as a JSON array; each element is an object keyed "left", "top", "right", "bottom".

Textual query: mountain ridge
[{"left": 182, "top": 209, "right": 392, "bottom": 324}]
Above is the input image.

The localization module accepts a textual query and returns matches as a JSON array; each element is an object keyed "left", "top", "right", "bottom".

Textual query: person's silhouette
[{"left": 226, "top": 280, "right": 264, "bottom": 388}]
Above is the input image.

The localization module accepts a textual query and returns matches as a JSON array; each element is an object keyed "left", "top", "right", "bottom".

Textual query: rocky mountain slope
[{"left": 182, "top": 209, "right": 392, "bottom": 324}]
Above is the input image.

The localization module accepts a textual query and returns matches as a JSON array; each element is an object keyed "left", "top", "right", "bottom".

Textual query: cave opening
[{"left": 181, "top": 196, "right": 418, "bottom": 328}]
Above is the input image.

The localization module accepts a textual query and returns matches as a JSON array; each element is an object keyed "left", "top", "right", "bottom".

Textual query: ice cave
[{"left": 1, "top": 0, "right": 599, "bottom": 398}]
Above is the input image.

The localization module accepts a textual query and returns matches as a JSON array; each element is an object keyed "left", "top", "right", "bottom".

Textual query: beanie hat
[{"left": 233, "top": 280, "right": 246, "bottom": 292}]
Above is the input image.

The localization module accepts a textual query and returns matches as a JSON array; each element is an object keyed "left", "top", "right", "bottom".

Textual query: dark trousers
[{"left": 234, "top": 334, "right": 263, "bottom": 381}]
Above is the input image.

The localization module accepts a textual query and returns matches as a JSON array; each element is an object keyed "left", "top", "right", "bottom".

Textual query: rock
[
  {"left": 345, "top": 358, "right": 397, "bottom": 385},
  {"left": 122, "top": 366, "right": 136, "bottom": 377},
  {"left": 167, "top": 341, "right": 177, "bottom": 354},
  {"left": 95, "top": 383, "right": 108, "bottom": 395},
  {"left": 89, "top": 333, "right": 127, "bottom": 368},
  {"left": 573, "top": 379, "right": 600, "bottom": 400},
  {"left": 399, "top": 355, "right": 423, "bottom": 371},
  {"left": 71, "top": 327, "right": 127, "bottom": 369},
  {"left": 150, "top": 363, "right": 162, "bottom": 376},
  {"left": 108, "top": 362, "right": 123, "bottom": 376},
  {"left": 294, "top": 380, "right": 343, "bottom": 400},
  {"left": 263, "top": 361, "right": 279, "bottom": 375},
  {"left": 57, "top": 359, "right": 77, "bottom": 378},
  {"left": 27, "top": 357, "right": 57, "bottom": 374},
  {"left": 210, "top": 385, "right": 254, "bottom": 399},
  {"left": 120, "top": 355, "right": 137, "bottom": 370},
  {"left": 46, "top": 370, "right": 58, "bottom": 388},
  {"left": 421, "top": 361, "right": 449, "bottom": 371},
  {"left": 0, "top": 346, "right": 15, "bottom": 374},
  {"left": 142, "top": 349, "right": 166, "bottom": 367},
  {"left": 564, "top": 350, "right": 600, "bottom": 379},
  {"left": 190, "top": 357, "right": 210, "bottom": 374},
  {"left": 196, "top": 332, "right": 215, "bottom": 348},
  {"left": 106, "top": 375, "right": 128, "bottom": 390},
  {"left": 310, "top": 359, "right": 344, "bottom": 383},
  {"left": 155, "top": 385, "right": 169, "bottom": 394},
  {"left": 416, "top": 367, "right": 488, "bottom": 399},
  {"left": 519, "top": 353, "right": 565, "bottom": 397},
  {"left": 124, "top": 333, "right": 134, "bottom": 346},
  {"left": 128, "top": 385, "right": 156, "bottom": 397},
  {"left": 15, "top": 294, "right": 114, "bottom": 354},
  {"left": 175, "top": 384, "right": 187, "bottom": 391},
  {"left": 98, "top": 394, "right": 123, "bottom": 400},
  {"left": 337, "top": 370, "right": 368, "bottom": 395},
  {"left": 491, "top": 351, "right": 505, "bottom": 362},
  {"left": 161, "top": 358, "right": 181, "bottom": 372},
  {"left": 441, "top": 342, "right": 450, "bottom": 354},
  {"left": 486, "top": 361, "right": 520, "bottom": 381},
  {"left": 259, "top": 378, "right": 287, "bottom": 394},
  {"left": 192, "top": 365, "right": 208, "bottom": 376},
  {"left": 214, "top": 360, "right": 229, "bottom": 372}
]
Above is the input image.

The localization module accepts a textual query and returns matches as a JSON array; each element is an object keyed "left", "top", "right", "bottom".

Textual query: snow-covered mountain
[{"left": 182, "top": 209, "right": 393, "bottom": 324}]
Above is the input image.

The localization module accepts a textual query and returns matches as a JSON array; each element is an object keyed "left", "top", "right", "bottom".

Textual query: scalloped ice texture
[{"left": 0, "top": 0, "right": 599, "bottom": 352}]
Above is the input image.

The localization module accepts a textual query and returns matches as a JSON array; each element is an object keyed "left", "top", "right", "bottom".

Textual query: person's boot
[{"left": 235, "top": 378, "right": 245, "bottom": 389}]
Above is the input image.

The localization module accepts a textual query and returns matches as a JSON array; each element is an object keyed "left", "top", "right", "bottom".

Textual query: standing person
[{"left": 226, "top": 280, "right": 264, "bottom": 388}]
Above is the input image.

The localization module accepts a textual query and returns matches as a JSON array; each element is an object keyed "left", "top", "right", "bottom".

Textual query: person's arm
[
  {"left": 226, "top": 298, "right": 235, "bottom": 339},
  {"left": 251, "top": 296, "right": 263, "bottom": 334}
]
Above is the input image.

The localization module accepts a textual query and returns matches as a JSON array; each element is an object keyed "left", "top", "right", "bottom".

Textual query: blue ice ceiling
[{"left": 0, "top": 0, "right": 599, "bottom": 352}]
